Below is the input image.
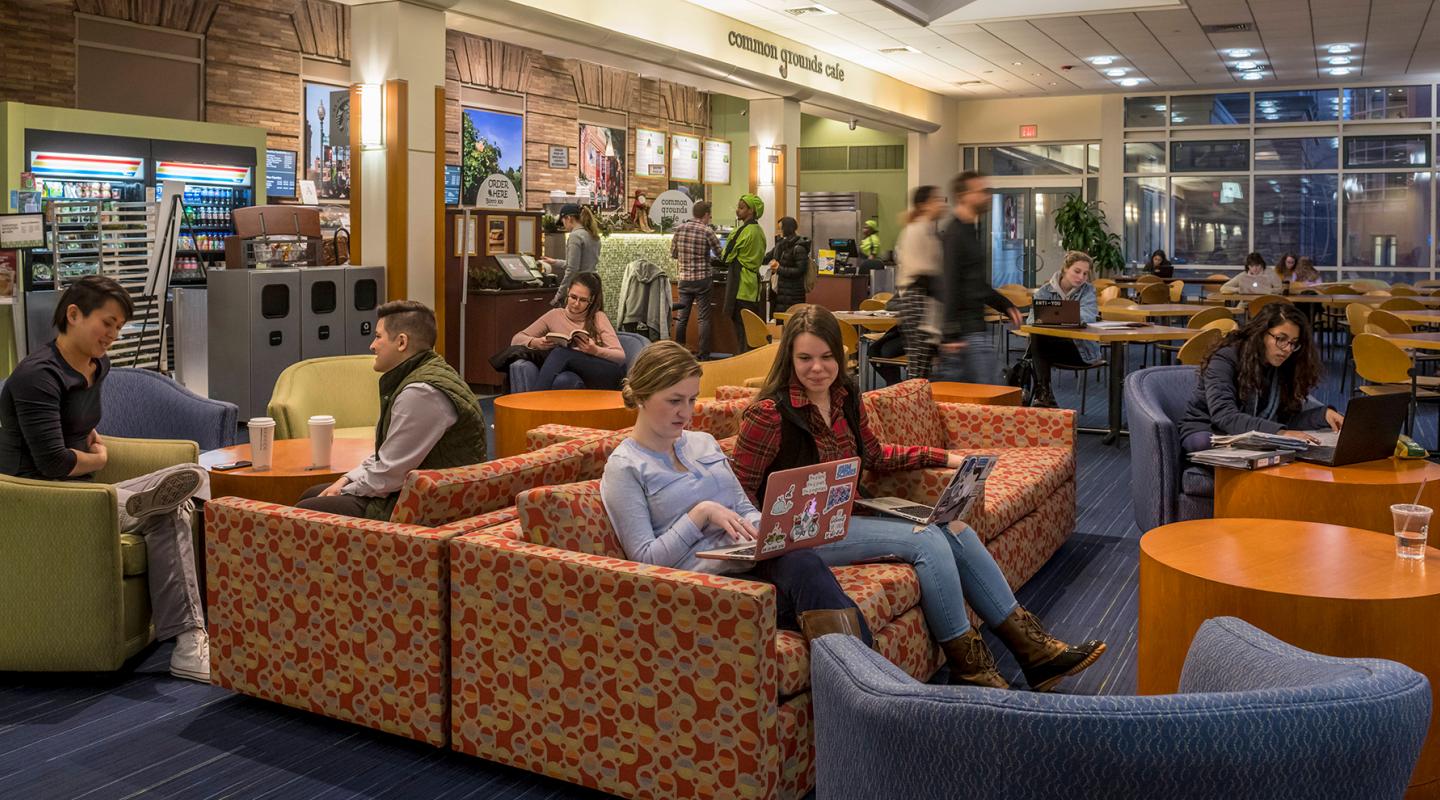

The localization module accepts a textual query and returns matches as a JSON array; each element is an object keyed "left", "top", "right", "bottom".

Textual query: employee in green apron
[
  {"left": 860, "top": 219, "right": 881, "bottom": 260},
  {"left": 722, "top": 194, "right": 767, "bottom": 354}
]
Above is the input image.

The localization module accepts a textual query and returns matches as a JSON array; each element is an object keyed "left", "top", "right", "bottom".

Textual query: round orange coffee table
[
  {"left": 1214, "top": 457, "right": 1440, "bottom": 533},
  {"left": 1139, "top": 518, "right": 1440, "bottom": 796},
  {"left": 929, "top": 382, "right": 1022, "bottom": 406},
  {"left": 200, "top": 437, "right": 373, "bottom": 506},
  {"left": 492, "top": 389, "right": 637, "bottom": 457}
]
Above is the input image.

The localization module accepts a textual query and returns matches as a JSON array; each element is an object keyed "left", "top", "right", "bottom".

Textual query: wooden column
[
  {"left": 349, "top": 83, "right": 363, "bottom": 265},
  {"left": 384, "top": 78, "right": 408, "bottom": 302},
  {"left": 434, "top": 84, "right": 447, "bottom": 356}
]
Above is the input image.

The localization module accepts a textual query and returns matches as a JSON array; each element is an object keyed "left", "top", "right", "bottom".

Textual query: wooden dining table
[
  {"left": 1021, "top": 323, "right": 1198, "bottom": 444},
  {"left": 1100, "top": 303, "right": 1237, "bottom": 322},
  {"left": 1206, "top": 292, "right": 1440, "bottom": 307}
]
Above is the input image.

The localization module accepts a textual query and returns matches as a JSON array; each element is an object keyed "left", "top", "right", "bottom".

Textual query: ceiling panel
[{"left": 1364, "top": 0, "right": 1430, "bottom": 76}]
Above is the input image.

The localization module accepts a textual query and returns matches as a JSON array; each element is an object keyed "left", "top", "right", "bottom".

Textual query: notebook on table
[
  {"left": 854, "top": 455, "right": 997, "bottom": 526},
  {"left": 1031, "top": 299, "right": 1085, "bottom": 328},
  {"left": 697, "top": 458, "right": 861, "bottom": 562}
]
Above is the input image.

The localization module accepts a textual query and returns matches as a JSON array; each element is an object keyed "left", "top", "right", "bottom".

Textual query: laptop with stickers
[
  {"left": 697, "top": 457, "right": 861, "bottom": 562},
  {"left": 854, "top": 454, "right": 997, "bottom": 526}
]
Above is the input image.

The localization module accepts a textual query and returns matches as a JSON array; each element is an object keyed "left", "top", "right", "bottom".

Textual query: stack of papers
[
  {"left": 1189, "top": 448, "right": 1296, "bottom": 470},
  {"left": 1210, "top": 431, "right": 1310, "bottom": 451}
]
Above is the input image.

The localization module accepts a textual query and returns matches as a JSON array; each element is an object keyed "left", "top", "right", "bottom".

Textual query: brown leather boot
[
  {"left": 992, "top": 606, "right": 1106, "bottom": 692},
  {"left": 939, "top": 629, "right": 1010, "bottom": 689},
  {"left": 798, "top": 608, "right": 866, "bottom": 642}
]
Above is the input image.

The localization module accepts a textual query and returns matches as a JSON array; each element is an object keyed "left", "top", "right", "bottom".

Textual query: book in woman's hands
[{"left": 543, "top": 329, "right": 593, "bottom": 348}]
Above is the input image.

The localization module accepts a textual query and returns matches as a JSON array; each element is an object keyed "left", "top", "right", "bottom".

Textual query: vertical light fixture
[
  {"left": 758, "top": 146, "right": 781, "bottom": 186},
  {"left": 359, "top": 83, "right": 385, "bottom": 149}
]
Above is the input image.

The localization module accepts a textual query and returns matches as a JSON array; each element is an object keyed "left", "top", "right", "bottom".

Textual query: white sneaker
[
  {"left": 125, "top": 466, "right": 206, "bottom": 521},
  {"left": 170, "top": 627, "right": 211, "bottom": 683}
]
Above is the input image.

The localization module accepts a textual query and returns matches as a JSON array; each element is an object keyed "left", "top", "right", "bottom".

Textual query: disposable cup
[
  {"left": 1391, "top": 503, "right": 1432, "bottom": 560},
  {"left": 249, "top": 417, "right": 276, "bottom": 470},
  {"left": 308, "top": 415, "right": 336, "bottom": 469}
]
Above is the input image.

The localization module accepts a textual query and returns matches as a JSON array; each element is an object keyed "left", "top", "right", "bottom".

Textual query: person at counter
[
  {"left": 860, "top": 219, "right": 881, "bottom": 260},
  {"left": 298, "top": 300, "right": 488, "bottom": 519},
  {"left": 512, "top": 273, "right": 627, "bottom": 390},
  {"left": 766, "top": 216, "right": 811, "bottom": 314},
  {"left": 671, "top": 200, "right": 722, "bottom": 359},
  {"left": 0, "top": 275, "right": 212, "bottom": 683},
  {"left": 722, "top": 194, "right": 767, "bottom": 354},
  {"left": 541, "top": 203, "right": 602, "bottom": 307},
  {"left": 935, "top": 171, "right": 1021, "bottom": 384}
]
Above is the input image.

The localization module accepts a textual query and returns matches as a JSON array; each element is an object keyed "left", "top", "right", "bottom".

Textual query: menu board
[
  {"left": 635, "top": 128, "right": 667, "bottom": 178},
  {"left": 444, "top": 165, "right": 461, "bottom": 205},
  {"left": 0, "top": 214, "right": 44, "bottom": 248},
  {"left": 265, "top": 149, "right": 297, "bottom": 198},
  {"left": 703, "top": 138, "right": 732, "bottom": 185},
  {"left": 670, "top": 134, "right": 701, "bottom": 182}
]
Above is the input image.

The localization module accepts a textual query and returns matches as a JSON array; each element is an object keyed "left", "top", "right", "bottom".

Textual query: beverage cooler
[{"left": 151, "top": 141, "right": 257, "bottom": 286}]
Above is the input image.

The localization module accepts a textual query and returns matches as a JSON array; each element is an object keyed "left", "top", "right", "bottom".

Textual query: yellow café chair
[{"left": 267, "top": 354, "right": 381, "bottom": 440}]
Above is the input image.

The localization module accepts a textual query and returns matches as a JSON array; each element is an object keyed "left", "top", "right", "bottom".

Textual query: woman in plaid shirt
[{"left": 732, "top": 305, "right": 1106, "bottom": 692}]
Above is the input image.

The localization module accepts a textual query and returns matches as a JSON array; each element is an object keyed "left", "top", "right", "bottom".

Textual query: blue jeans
[
  {"left": 933, "top": 332, "right": 1000, "bottom": 385},
  {"left": 534, "top": 346, "right": 626, "bottom": 391},
  {"left": 817, "top": 515, "right": 1018, "bottom": 643}
]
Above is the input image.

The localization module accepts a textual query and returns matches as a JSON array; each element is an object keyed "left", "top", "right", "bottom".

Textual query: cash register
[
  {"left": 492, "top": 253, "right": 558, "bottom": 289},
  {"left": 829, "top": 238, "right": 859, "bottom": 275}
]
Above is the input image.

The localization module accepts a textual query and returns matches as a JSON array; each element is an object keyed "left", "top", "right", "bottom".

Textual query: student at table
[
  {"left": 1220, "top": 252, "right": 1283, "bottom": 295},
  {"left": 1144, "top": 249, "right": 1173, "bottom": 279},
  {"left": 1027, "top": 251, "right": 1102, "bottom": 408},
  {"left": 731, "top": 304, "right": 1106, "bottom": 690},
  {"left": 600, "top": 340, "right": 871, "bottom": 645},
  {"left": 1274, "top": 252, "right": 1300, "bottom": 282},
  {"left": 512, "top": 273, "right": 627, "bottom": 391},
  {"left": 1180, "top": 302, "right": 1343, "bottom": 452},
  {"left": 1291, "top": 256, "right": 1322, "bottom": 287}
]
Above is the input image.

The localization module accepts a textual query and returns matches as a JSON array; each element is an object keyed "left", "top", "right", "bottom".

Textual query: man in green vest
[
  {"left": 723, "top": 193, "right": 767, "bottom": 353},
  {"left": 296, "top": 300, "right": 487, "bottom": 520}
]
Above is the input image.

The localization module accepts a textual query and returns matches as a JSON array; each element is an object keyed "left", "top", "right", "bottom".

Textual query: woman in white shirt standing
[{"left": 894, "top": 185, "right": 946, "bottom": 378}]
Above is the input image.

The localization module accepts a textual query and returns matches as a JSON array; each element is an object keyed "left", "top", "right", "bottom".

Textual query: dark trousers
[
  {"left": 730, "top": 298, "right": 763, "bottom": 354},
  {"left": 1031, "top": 335, "right": 1087, "bottom": 392},
  {"left": 296, "top": 482, "right": 372, "bottom": 517},
  {"left": 534, "top": 347, "right": 626, "bottom": 390},
  {"left": 675, "top": 278, "right": 713, "bottom": 356},
  {"left": 740, "top": 549, "right": 873, "bottom": 645}
]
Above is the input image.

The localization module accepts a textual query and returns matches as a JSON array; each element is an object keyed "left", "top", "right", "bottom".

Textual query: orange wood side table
[
  {"left": 200, "top": 437, "right": 374, "bottom": 506},
  {"left": 929, "top": 382, "right": 1022, "bottom": 406},
  {"left": 1214, "top": 458, "right": 1440, "bottom": 533},
  {"left": 1139, "top": 519, "right": 1440, "bottom": 797},
  {"left": 492, "top": 389, "right": 637, "bottom": 457}
]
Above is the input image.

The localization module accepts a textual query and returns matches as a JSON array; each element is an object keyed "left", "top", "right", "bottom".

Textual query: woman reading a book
[
  {"left": 730, "top": 305, "right": 1106, "bottom": 690},
  {"left": 1180, "top": 301, "right": 1342, "bottom": 453},
  {"left": 600, "top": 340, "right": 871, "bottom": 645},
  {"left": 511, "top": 272, "right": 627, "bottom": 391}
]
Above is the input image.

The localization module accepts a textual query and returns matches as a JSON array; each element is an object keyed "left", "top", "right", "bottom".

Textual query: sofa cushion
[
  {"left": 692, "top": 398, "right": 751, "bottom": 440},
  {"left": 119, "top": 533, "right": 147, "bottom": 577},
  {"left": 1182, "top": 465, "right": 1215, "bottom": 498},
  {"left": 516, "top": 479, "right": 627, "bottom": 559},
  {"left": 861, "top": 380, "right": 946, "bottom": 449},
  {"left": 862, "top": 446, "right": 1074, "bottom": 543},
  {"left": 715, "top": 385, "right": 761, "bottom": 401}
]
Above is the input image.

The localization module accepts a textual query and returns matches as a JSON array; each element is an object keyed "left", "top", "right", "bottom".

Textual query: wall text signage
[{"left": 727, "top": 31, "right": 845, "bottom": 82}]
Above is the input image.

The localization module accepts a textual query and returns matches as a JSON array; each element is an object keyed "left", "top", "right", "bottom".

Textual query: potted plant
[{"left": 1052, "top": 195, "right": 1124, "bottom": 275}]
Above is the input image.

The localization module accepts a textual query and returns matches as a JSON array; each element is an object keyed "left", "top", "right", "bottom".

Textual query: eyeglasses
[
  {"left": 1266, "top": 332, "right": 1303, "bottom": 352},
  {"left": 566, "top": 294, "right": 592, "bottom": 306}
]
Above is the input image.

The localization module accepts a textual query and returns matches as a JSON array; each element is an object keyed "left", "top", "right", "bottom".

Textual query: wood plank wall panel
[{"left": 1, "top": 0, "right": 78, "bottom": 107}]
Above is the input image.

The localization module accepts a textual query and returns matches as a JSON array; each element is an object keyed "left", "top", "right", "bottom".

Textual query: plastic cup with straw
[{"left": 1391, "top": 478, "right": 1432, "bottom": 560}]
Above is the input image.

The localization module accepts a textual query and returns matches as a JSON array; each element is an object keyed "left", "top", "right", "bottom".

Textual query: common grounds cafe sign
[{"left": 727, "top": 31, "right": 846, "bottom": 82}]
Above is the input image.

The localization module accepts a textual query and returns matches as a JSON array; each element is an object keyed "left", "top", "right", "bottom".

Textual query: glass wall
[{"left": 1122, "top": 83, "right": 1440, "bottom": 279}]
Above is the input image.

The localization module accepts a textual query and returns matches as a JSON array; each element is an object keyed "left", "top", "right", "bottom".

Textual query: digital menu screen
[
  {"left": 445, "top": 165, "right": 461, "bottom": 205},
  {"left": 703, "top": 139, "right": 732, "bottom": 185},
  {"left": 266, "top": 149, "right": 297, "bottom": 198},
  {"left": 671, "top": 134, "right": 701, "bottom": 182},
  {"left": 635, "top": 128, "right": 667, "bottom": 177}
]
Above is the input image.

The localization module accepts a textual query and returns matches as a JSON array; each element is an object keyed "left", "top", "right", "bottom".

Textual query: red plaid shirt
[
  {"left": 670, "top": 218, "right": 722, "bottom": 282},
  {"left": 732, "top": 381, "right": 949, "bottom": 502}
]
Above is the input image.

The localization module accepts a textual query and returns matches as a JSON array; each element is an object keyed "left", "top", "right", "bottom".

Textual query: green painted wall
[
  {"left": 708, "top": 94, "right": 749, "bottom": 227},
  {"left": 2, "top": 102, "right": 268, "bottom": 212},
  {"left": 798, "top": 114, "right": 908, "bottom": 253}
]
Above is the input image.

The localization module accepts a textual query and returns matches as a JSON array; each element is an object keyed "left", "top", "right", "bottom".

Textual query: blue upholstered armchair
[
  {"left": 811, "top": 617, "right": 1431, "bottom": 800},
  {"left": 97, "top": 368, "right": 238, "bottom": 451},
  {"left": 508, "top": 331, "right": 648, "bottom": 394},
  {"left": 1126, "top": 365, "right": 1210, "bottom": 532}
]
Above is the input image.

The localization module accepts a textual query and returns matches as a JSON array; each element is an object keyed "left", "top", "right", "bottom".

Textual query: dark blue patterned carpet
[{"left": 0, "top": 339, "right": 1409, "bottom": 798}]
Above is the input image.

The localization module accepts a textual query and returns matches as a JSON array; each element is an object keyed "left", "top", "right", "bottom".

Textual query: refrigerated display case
[
  {"left": 29, "top": 151, "right": 147, "bottom": 203},
  {"left": 154, "top": 159, "right": 255, "bottom": 282}
]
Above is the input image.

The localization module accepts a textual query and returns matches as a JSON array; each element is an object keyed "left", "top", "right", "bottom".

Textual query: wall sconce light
[
  {"left": 359, "top": 83, "right": 384, "bottom": 150},
  {"left": 758, "top": 146, "right": 781, "bottom": 186}
]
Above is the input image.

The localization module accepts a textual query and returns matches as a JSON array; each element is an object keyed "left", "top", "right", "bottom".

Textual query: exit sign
[{"left": 1019, "top": 124, "right": 1038, "bottom": 139}]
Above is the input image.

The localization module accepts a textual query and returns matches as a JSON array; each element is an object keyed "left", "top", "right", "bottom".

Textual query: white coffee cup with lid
[
  {"left": 308, "top": 414, "right": 336, "bottom": 469},
  {"left": 249, "top": 416, "right": 276, "bottom": 470}
]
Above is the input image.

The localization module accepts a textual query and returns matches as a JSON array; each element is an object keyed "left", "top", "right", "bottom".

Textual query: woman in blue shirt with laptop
[{"left": 1027, "top": 251, "right": 1101, "bottom": 408}]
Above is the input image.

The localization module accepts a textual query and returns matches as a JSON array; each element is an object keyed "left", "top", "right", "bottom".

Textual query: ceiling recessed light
[
  {"left": 1235, "top": 60, "right": 1260, "bottom": 71},
  {"left": 1228, "top": 49, "right": 1253, "bottom": 58},
  {"left": 1119, "top": 78, "right": 1140, "bottom": 87},
  {"left": 1328, "top": 56, "right": 1351, "bottom": 65},
  {"left": 783, "top": 3, "right": 838, "bottom": 15},
  {"left": 1328, "top": 44, "right": 1353, "bottom": 54},
  {"left": 1049, "top": 81, "right": 1057, "bottom": 86},
  {"left": 1241, "top": 72, "right": 1264, "bottom": 81},
  {"left": 1329, "top": 67, "right": 1352, "bottom": 76},
  {"left": 1090, "top": 56, "right": 1115, "bottom": 66},
  {"left": 879, "top": 46, "right": 918, "bottom": 54},
  {"left": 1105, "top": 68, "right": 1127, "bottom": 77}
]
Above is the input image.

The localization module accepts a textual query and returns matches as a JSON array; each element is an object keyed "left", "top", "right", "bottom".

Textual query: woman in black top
[
  {"left": 1180, "top": 302, "right": 1343, "bottom": 452},
  {"left": 1145, "top": 249, "right": 1173, "bottom": 278},
  {"left": 765, "top": 216, "right": 811, "bottom": 314}
]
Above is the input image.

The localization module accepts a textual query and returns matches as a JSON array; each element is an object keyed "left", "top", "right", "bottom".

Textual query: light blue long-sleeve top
[
  {"left": 1029, "top": 276, "right": 1101, "bottom": 363},
  {"left": 600, "top": 431, "right": 760, "bottom": 575}
]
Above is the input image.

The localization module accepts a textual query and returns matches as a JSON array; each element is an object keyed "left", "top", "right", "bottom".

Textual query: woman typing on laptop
[
  {"left": 731, "top": 306, "right": 1106, "bottom": 691},
  {"left": 600, "top": 341, "right": 872, "bottom": 646},
  {"left": 1027, "top": 251, "right": 1102, "bottom": 408},
  {"left": 1220, "top": 252, "right": 1284, "bottom": 295},
  {"left": 1180, "top": 302, "right": 1342, "bottom": 453}
]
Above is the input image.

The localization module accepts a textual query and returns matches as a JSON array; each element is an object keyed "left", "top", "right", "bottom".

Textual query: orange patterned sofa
[{"left": 447, "top": 480, "right": 945, "bottom": 800}]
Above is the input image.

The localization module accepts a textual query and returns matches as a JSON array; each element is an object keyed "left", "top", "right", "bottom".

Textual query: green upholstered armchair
[
  {"left": 266, "top": 355, "right": 380, "bottom": 440},
  {"left": 0, "top": 436, "right": 198, "bottom": 671}
]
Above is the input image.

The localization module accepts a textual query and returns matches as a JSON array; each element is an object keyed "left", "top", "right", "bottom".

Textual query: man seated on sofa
[
  {"left": 0, "top": 275, "right": 211, "bottom": 682},
  {"left": 296, "top": 299, "right": 487, "bottom": 520}
]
